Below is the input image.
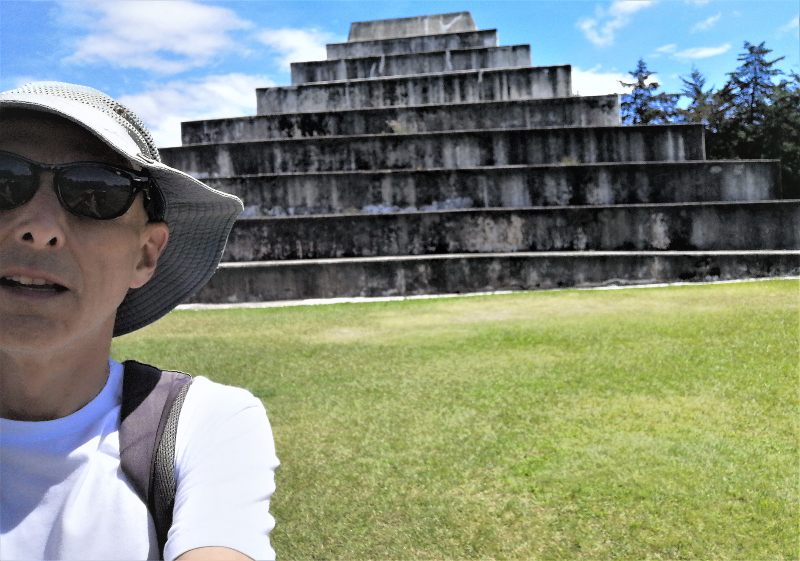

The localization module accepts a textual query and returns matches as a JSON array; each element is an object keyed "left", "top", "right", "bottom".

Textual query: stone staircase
[{"left": 160, "top": 12, "right": 799, "bottom": 304}]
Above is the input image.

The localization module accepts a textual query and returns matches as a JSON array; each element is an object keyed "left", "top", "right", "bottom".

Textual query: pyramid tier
[
  {"left": 221, "top": 201, "right": 800, "bottom": 262},
  {"left": 189, "top": 251, "right": 800, "bottom": 304},
  {"left": 162, "top": 9, "right": 796, "bottom": 306},
  {"left": 291, "top": 45, "right": 531, "bottom": 85},
  {"left": 327, "top": 29, "right": 499, "bottom": 59},
  {"left": 349, "top": 12, "right": 477, "bottom": 41},
  {"left": 200, "top": 160, "right": 781, "bottom": 215},
  {"left": 162, "top": 124, "right": 704, "bottom": 177},
  {"left": 181, "top": 96, "right": 620, "bottom": 144},
  {"left": 257, "top": 65, "right": 572, "bottom": 114}
]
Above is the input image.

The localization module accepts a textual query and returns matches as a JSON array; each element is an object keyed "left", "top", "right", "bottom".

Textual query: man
[{"left": 0, "top": 82, "right": 279, "bottom": 560}]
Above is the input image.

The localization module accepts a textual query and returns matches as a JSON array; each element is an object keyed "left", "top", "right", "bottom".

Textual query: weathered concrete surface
[
  {"left": 182, "top": 96, "right": 620, "bottom": 144},
  {"left": 257, "top": 66, "right": 572, "bottom": 114},
  {"left": 220, "top": 201, "right": 800, "bottom": 261},
  {"left": 291, "top": 46, "right": 531, "bottom": 85},
  {"left": 349, "top": 12, "right": 477, "bottom": 41},
  {"left": 188, "top": 251, "right": 800, "bottom": 303},
  {"left": 162, "top": 124, "right": 704, "bottom": 177},
  {"left": 201, "top": 161, "right": 782, "bottom": 214},
  {"left": 327, "top": 30, "right": 498, "bottom": 59},
  {"left": 160, "top": 9, "right": 795, "bottom": 307}
]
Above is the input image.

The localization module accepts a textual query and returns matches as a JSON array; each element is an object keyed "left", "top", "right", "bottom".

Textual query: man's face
[{"left": 0, "top": 112, "right": 168, "bottom": 355}]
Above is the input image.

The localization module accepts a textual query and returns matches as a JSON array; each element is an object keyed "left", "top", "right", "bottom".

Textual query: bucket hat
[{"left": 0, "top": 82, "right": 243, "bottom": 336}]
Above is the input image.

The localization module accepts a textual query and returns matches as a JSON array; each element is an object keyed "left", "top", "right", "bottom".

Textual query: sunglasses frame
[{"left": 0, "top": 149, "right": 162, "bottom": 221}]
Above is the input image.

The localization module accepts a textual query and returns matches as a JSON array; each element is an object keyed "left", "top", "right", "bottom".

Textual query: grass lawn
[{"left": 112, "top": 279, "right": 799, "bottom": 560}]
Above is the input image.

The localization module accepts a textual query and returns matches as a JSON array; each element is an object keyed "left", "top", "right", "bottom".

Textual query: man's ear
[{"left": 130, "top": 222, "right": 170, "bottom": 289}]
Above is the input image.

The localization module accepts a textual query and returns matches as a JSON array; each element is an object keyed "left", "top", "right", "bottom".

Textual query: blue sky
[{"left": 1, "top": 0, "right": 797, "bottom": 147}]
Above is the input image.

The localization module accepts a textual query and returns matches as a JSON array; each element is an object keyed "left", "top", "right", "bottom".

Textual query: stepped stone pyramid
[{"left": 160, "top": 12, "right": 799, "bottom": 303}]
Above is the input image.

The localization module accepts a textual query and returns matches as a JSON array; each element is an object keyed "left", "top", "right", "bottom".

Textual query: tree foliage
[
  {"left": 761, "top": 73, "right": 800, "bottom": 197},
  {"left": 620, "top": 59, "right": 679, "bottom": 125},
  {"left": 624, "top": 43, "right": 798, "bottom": 197},
  {"left": 676, "top": 66, "right": 715, "bottom": 125},
  {"left": 727, "top": 41, "right": 784, "bottom": 126}
]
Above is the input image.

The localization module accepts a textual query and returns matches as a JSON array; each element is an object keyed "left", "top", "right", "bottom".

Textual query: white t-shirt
[{"left": 0, "top": 359, "right": 279, "bottom": 561}]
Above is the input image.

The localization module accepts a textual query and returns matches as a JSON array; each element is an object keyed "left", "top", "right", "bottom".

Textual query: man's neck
[{"left": 0, "top": 335, "right": 113, "bottom": 422}]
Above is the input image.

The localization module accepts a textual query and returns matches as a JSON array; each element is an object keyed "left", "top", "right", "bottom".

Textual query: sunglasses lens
[
  {"left": 59, "top": 167, "right": 138, "bottom": 219},
  {"left": 0, "top": 153, "right": 38, "bottom": 211}
]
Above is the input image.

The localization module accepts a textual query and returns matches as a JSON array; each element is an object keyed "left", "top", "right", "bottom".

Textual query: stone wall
[
  {"left": 348, "top": 12, "right": 477, "bottom": 41},
  {"left": 191, "top": 251, "right": 800, "bottom": 303},
  {"left": 291, "top": 45, "right": 532, "bottom": 85},
  {"left": 222, "top": 201, "right": 800, "bottom": 261},
  {"left": 162, "top": 124, "right": 705, "bottom": 177},
  {"left": 327, "top": 29, "right": 498, "bottom": 59},
  {"left": 256, "top": 65, "right": 572, "bottom": 114},
  {"left": 162, "top": 12, "right": 798, "bottom": 304},
  {"left": 182, "top": 96, "right": 621, "bottom": 144},
  {"left": 199, "top": 161, "right": 781, "bottom": 215}
]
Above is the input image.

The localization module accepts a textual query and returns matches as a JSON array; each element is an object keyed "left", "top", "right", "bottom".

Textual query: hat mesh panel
[{"left": 7, "top": 82, "right": 160, "bottom": 162}]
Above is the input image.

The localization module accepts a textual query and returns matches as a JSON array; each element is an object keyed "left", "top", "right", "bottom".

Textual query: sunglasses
[{"left": 0, "top": 150, "right": 163, "bottom": 221}]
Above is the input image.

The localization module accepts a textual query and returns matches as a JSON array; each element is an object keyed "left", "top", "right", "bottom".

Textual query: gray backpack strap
[
  {"left": 151, "top": 380, "right": 191, "bottom": 556},
  {"left": 120, "top": 360, "right": 192, "bottom": 560}
]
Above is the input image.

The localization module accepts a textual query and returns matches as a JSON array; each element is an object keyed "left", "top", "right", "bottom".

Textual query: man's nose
[{"left": 11, "top": 172, "right": 66, "bottom": 249}]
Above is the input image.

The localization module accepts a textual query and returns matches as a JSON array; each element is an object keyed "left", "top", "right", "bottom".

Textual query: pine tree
[
  {"left": 620, "top": 59, "right": 678, "bottom": 125},
  {"left": 677, "top": 66, "right": 714, "bottom": 125},
  {"left": 728, "top": 41, "right": 784, "bottom": 126},
  {"left": 707, "top": 42, "right": 797, "bottom": 195},
  {"left": 703, "top": 81, "right": 738, "bottom": 160},
  {"left": 762, "top": 72, "right": 800, "bottom": 197},
  {"left": 622, "top": 45, "right": 798, "bottom": 195}
]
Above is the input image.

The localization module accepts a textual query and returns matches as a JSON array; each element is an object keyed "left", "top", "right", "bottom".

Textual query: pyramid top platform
[{"left": 348, "top": 12, "right": 477, "bottom": 42}]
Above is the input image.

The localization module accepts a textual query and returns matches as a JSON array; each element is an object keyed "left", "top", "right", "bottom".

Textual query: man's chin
[{"left": 0, "top": 314, "right": 114, "bottom": 357}]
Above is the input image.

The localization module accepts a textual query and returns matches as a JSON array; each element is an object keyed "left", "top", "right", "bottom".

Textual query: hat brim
[{"left": 0, "top": 93, "right": 243, "bottom": 337}]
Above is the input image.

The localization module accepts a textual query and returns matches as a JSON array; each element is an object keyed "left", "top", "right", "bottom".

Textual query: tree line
[{"left": 620, "top": 42, "right": 799, "bottom": 198}]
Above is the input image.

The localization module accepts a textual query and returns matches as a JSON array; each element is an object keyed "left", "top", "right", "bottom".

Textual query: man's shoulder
[
  {"left": 117, "top": 359, "right": 266, "bottom": 439},
  {"left": 176, "top": 375, "right": 267, "bottom": 442},
  {"left": 118, "top": 359, "right": 261, "bottom": 414},
  {"left": 185, "top": 376, "right": 262, "bottom": 412}
]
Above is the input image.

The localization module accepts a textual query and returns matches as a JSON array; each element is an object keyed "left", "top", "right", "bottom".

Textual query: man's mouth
[{"left": 0, "top": 275, "right": 69, "bottom": 293}]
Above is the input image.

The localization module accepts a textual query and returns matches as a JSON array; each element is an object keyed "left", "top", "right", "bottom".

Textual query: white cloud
[
  {"left": 651, "top": 41, "right": 730, "bottom": 62},
  {"left": 777, "top": 16, "right": 799, "bottom": 37},
  {"left": 62, "top": 1, "right": 252, "bottom": 74},
  {"left": 118, "top": 73, "right": 275, "bottom": 147},
  {"left": 576, "top": 0, "right": 657, "bottom": 47},
  {"left": 256, "top": 28, "right": 340, "bottom": 71},
  {"left": 685, "top": 0, "right": 712, "bottom": 5},
  {"left": 673, "top": 43, "right": 731, "bottom": 60},
  {"left": 572, "top": 65, "right": 661, "bottom": 96},
  {"left": 691, "top": 13, "right": 721, "bottom": 32},
  {"left": 649, "top": 44, "right": 677, "bottom": 58}
]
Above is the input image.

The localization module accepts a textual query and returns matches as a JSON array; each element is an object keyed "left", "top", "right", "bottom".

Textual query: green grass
[{"left": 113, "top": 279, "right": 800, "bottom": 560}]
